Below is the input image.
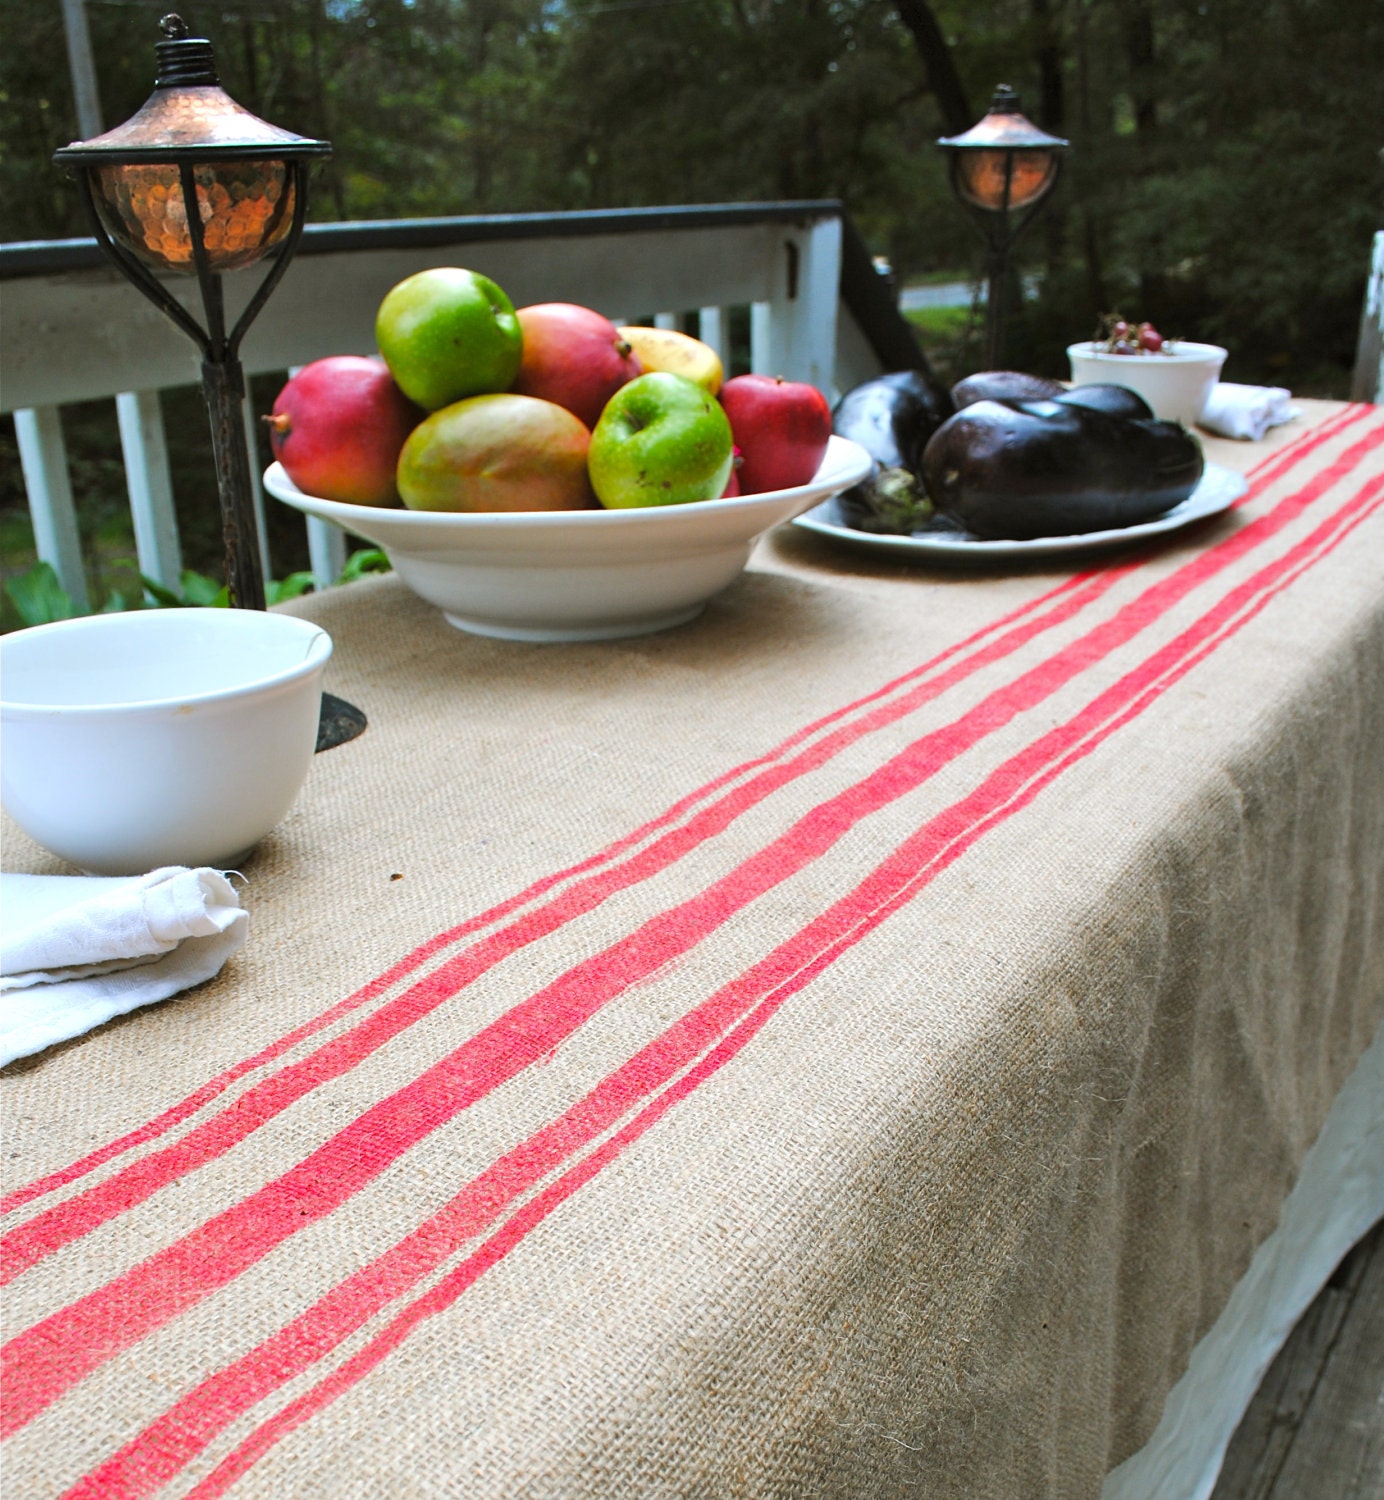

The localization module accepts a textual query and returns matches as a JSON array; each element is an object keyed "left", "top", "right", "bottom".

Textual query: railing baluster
[
  {"left": 115, "top": 390, "right": 182, "bottom": 587},
  {"left": 653, "top": 312, "right": 677, "bottom": 330},
  {"left": 749, "top": 302, "right": 773, "bottom": 376},
  {"left": 241, "top": 391, "right": 273, "bottom": 580},
  {"left": 307, "top": 517, "right": 346, "bottom": 588},
  {"left": 697, "top": 307, "right": 725, "bottom": 361},
  {"left": 1351, "top": 229, "right": 1383, "bottom": 403},
  {"left": 14, "top": 406, "right": 90, "bottom": 611}
]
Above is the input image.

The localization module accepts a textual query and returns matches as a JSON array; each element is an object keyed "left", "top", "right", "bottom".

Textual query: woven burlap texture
[{"left": 3, "top": 402, "right": 1382, "bottom": 1498}]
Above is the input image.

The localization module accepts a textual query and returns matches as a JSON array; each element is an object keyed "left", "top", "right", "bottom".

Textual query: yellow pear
[{"left": 618, "top": 327, "right": 723, "bottom": 395}]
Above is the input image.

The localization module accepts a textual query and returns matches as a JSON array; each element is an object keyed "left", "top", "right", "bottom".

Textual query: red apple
[
  {"left": 718, "top": 374, "right": 832, "bottom": 494},
  {"left": 511, "top": 303, "right": 642, "bottom": 430},
  {"left": 267, "top": 356, "right": 422, "bottom": 505}
]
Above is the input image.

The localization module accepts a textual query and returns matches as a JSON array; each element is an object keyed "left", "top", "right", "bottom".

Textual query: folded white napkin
[
  {"left": 1198, "top": 382, "right": 1299, "bottom": 441},
  {"left": 0, "top": 867, "right": 247, "bottom": 1066}
]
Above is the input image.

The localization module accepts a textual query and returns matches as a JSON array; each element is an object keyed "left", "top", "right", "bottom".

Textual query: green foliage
[
  {"left": 1, "top": 559, "right": 139, "bottom": 628},
  {"left": 135, "top": 570, "right": 225, "bottom": 608},
  {"left": 137, "top": 574, "right": 187, "bottom": 609},
  {"left": 3, "top": 561, "right": 79, "bottom": 628},
  {"left": 267, "top": 571, "right": 318, "bottom": 603},
  {"left": 0, "top": 0, "right": 1379, "bottom": 401},
  {"left": 0, "top": 551, "right": 390, "bottom": 633},
  {"left": 137, "top": 553, "right": 385, "bottom": 609},
  {"left": 175, "top": 571, "right": 231, "bottom": 608},
  {"left": 904, "top": 301, "right": 982, "bottom": 384},
  {"left": 336, "top": 548, "right": 392, "bottom": 583}
]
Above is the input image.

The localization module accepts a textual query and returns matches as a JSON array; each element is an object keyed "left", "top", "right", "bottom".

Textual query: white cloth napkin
[
  {"left": 1198, "top": 382, "right": 1299, "bottom": 441},
  {"left": 0, "top": 867, "right": 247, "bottom": 1066}
]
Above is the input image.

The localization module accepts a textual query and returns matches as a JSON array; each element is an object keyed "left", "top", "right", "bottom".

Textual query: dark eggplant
[
  {"left": 1055, "top": 383, "right": 1154, "bottom": 420},
  {"left": 831, "top": 371, "right": 953, "bottom": 533},
  {"left": 921, "top": 398, "right": 1205, "bottom": 541},
  {"left": 951, "top": 370, "right": 1066, "bottom": 409}
]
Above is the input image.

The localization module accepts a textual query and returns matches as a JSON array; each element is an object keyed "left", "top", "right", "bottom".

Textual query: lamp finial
[
  {"left": 152, "top": 13, "right": 219, "bottom": 88},
  {"left": 989, "top": 84, "right": 1022, "bottom": 113}
]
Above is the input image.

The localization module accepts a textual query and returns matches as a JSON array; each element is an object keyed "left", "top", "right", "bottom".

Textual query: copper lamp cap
[
  {"left": 54, "top": 14, "right": 331, "bottom": 166},
  {"left": 53, "top": 15, "right": 330, "bottom": 274},
  {"left": 937, "top": 85, "right": 1069, "bottom": 154}
]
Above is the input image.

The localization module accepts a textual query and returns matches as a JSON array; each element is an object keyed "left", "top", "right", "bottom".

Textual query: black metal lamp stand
[
  {"left": 938, "top": 86, "right": 1068, "bottom": 369},
  {"left": 67, "top": 154, "right": 316, "bottom": 610},
  {"left": 54, "top": 14, "right": 330, "bottom": 609},
  {"left": 54, "top": 15, "right": 364, "bottom": 749}
]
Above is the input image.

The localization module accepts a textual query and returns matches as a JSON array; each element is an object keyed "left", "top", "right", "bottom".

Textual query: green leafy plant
[
  {"left": 2, "top": 550, "right": 390, "bottom": 633},
  {"left": 2, "top": 563, "right": 138, "bottom": 629},
  {"left": 141, "top": 568, "right": 318, "bottom": 607},
  {"left": 269, "top": 570, "right": 318, "bottom": 602},
  {"left": 140, "top": 570, "right": 228, "bottom": 609},
  {"left": 336, "top": 548, "right": 391, "bottom": 583},
  {"left": 3, "top": 562, "right": 81, "bottom": 628},
  {"left": 140, "top": 554, "right": 383, "bottom": 607}
]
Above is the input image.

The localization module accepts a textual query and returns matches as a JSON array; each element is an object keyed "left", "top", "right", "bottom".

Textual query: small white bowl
[
  {"left": 1, "top": 609, "right": 331, "bottom": 875},
  {"left": 263, "top": 435, "right": 873, "bottom": 642},
  {"left": 1067, "top": 340, "right": 1227, "bottom": 425}
]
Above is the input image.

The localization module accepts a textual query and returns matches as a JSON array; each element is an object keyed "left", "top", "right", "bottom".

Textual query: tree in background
[{"left": 2, "top": 0, "right": 1380, "bottom": 392}]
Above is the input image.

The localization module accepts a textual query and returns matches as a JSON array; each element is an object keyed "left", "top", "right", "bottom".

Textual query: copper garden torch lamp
[
  {"left": 53, "top": 13, "right": 331, "bottom": 610},
  {"left": 938, "top": 85, "right": 1068, "bottom": 369}
]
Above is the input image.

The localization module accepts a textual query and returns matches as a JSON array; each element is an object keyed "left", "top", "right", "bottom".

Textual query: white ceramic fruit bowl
[
  {"left": 264, "top": 435, "right": 873, "bottom": 642},
  {"left": 0, "top": 609, "right": 331, "bottom": 875},
  {"left": 1067, "top": 340, "right": 1227, "bottom": 425}
]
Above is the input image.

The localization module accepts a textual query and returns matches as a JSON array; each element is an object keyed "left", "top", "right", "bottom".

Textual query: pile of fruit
[
  {"left": 833, "top": 367, "right": 1205, "bottom": 541},
  {"left": 266, "top": 267, "right": 833, "bottom": 513}
]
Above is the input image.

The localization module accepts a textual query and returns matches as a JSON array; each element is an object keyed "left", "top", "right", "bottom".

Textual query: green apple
[
  {"left": 375, "top": 267, "right": 523, "bottom": 411},
  {"left": 588, "top": 372, "right": 733, "bottom": 509}
]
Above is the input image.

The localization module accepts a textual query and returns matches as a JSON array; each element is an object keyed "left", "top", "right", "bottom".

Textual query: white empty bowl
[
  {"left": 1, "top": 609, "right": 331, "bottom": 875},
  {"left": 1067, "top": 340, "right": 1227, "bottom": 425},
  {"left": 263, "top": 435, "right": 873, "bottom": 642}
]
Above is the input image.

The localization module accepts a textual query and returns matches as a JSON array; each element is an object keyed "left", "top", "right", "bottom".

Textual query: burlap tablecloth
[{"left": 3, "top": 399, "right": 1382, "bottom": 1499}]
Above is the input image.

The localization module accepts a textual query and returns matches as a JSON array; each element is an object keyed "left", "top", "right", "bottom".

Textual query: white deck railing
[{"left": 1, "top": 202, "right": 918, "bottom": 602}]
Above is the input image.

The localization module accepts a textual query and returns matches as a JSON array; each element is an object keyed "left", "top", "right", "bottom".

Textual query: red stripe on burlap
[
  {"left": 1, "top": 407, "right": 1359, "bottom": 1236},
  {"left": 2, "top": 407, "right": 1360, "bottom": 1225},
  {"left": 2, "top": 413, "right": 1363, "bottom": 1281},
  {"left": 6, "top": 414, "right": 1379, "bottom": 1445},
  {"left": 0, "top": 580, "right": 1119, "bottom": 1281},
  {"left": 0, "top": 587, "right": 1091, "bottom": 1228},
  {"left": 110, "top": 462, "right": 1384, "bottom": 1500}
]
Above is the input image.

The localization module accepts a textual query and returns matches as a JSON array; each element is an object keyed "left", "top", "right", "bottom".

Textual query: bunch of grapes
[{"left": 1095, "top": 313, "right": 1173, "bottom": 356}]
